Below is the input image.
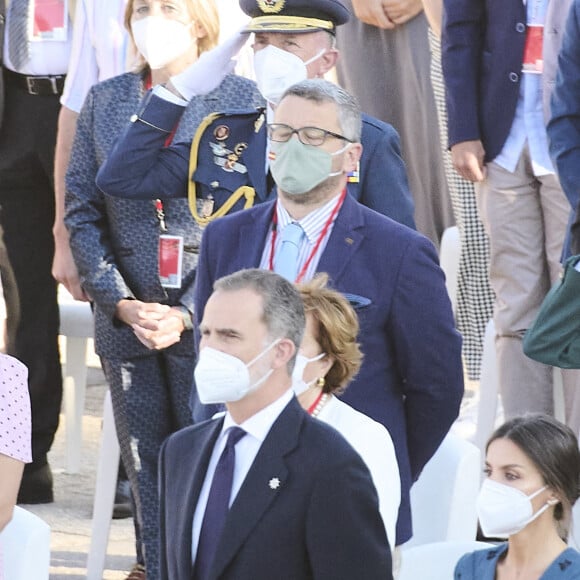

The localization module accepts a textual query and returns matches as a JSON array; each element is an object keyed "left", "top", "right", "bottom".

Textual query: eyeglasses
[{"left": 267, "top": 123, "right": 354, "bottom": 147}]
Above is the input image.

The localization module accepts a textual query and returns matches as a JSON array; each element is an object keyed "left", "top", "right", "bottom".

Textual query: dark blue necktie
[{"left": 194, "top": 426, "right": 246, "bottom": 580}]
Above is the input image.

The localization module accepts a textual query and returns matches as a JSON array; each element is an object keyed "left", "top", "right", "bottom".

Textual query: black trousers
[{"left": 0, "top": 74, "right": 62, "bottom": 470}]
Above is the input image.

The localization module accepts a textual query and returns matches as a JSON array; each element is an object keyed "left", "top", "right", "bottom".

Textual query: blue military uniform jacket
[{"left": 96, "top": 91, "right": 416, "bottom": 229}]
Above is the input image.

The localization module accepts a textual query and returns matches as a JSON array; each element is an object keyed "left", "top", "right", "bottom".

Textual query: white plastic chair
[
  {"left": 399, "top": 541, "right": 494, "bottom": 580},
  {"left": 86, "top": 389, "right": 121, "bottom": 580},
  {"left": 475, "top": 319, "right": 566, "bottom": 455},
  {"left": 403, "top": 433, "right": 481, "bottom": 549},
  {"left": 58, "top": 286, "right": 94, "bottom": 474},
  {"left": 0, "top": 506, "right": 51, "bottom": 580},
  {"left": 439, "top": 226, "right": 461, "bottom": 314},
  {"left": 474, "top": 319, "right": 500, "bottom": 454}
]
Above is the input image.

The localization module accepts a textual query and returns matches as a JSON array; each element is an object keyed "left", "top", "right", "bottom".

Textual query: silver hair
[
  {"left": 213, "top": 269, "right": 305, "bottom": 369},
  {"left": 280, "top": 78, "right": 362, "bottom": 142}
]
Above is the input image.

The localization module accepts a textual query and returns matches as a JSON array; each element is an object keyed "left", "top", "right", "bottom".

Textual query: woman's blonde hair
[
  {"left": 125, "top": 0, "right": 220, "bottom": 70},
  {"left": 297, "top": 274, "right": 363, "bottom": 395}
]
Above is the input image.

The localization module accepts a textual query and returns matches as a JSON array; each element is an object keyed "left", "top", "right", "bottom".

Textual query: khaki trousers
[{"left": 476, "top": 145, "right": 574, "bottom": 419}]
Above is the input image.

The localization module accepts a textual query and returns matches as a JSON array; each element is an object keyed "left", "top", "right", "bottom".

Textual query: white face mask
[
  {"left": 291, "top": 352, "right": 326, "bottom": 396},
  {"left": 476, "top": 479, "right": 551, "bottom": 538},
  {"left": 253, "top": 44, "right": 326, "bottom": 105},
  {"left": 132, "top": 16, "right": 194, "bottom": 70},
  {"left": 194, "top": 339, "right": 280, "bottom": 404}
]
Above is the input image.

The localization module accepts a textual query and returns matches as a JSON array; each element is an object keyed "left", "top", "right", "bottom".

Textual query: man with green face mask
[
  {"left": 95, "top": 0, "right": 416, "bottom": 232},
  {"left": 192, "top": 78, "right": 464, "bottom": 550}
]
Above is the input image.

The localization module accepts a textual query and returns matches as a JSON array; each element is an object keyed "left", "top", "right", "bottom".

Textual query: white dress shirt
[
  {"left": 60, "top": 0, "right": 131, "bottom": 112},
  {"left": 317, "top": 396, "right": 401, "bottom": 549},
  {"left": 494, "top": 0, "right": 553, "bottom": 175},
  {"left": 191, "top": 388, "right": 294, "bottom": 565},
  {"left": 259, "top": 193, "right": 342, "bottom": 282}
]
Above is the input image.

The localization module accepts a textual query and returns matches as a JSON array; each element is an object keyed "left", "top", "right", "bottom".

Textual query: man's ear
[
  {"left": 342, "top": 142, "right": 363, "bottom": 173},
  {"left": 316, "top": 48, "right": 339, "bottom": 77},
  {"left": 273, "top": 338, "right": 296, "bottom": 369}
]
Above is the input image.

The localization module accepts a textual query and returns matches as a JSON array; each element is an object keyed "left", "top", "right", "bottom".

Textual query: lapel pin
[
  {"left": 268, "top": 477, "right": 281, "bottom": 490},
  {"left": 345, "top": 237, "right": 354, "bottom": 245}
]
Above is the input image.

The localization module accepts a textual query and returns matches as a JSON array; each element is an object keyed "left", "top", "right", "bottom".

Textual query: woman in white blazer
[{"left": 295, "top": 274, "right": 401, "bottom": 550}]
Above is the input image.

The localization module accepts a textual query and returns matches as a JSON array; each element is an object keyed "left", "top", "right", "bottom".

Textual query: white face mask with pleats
[
  {"left": 132, "top": 16, "right": 194, "bottom": 69},
  {"left": 253, "top": 45, "right": 326, "bottom": 105},
  {"left": 476, "top": 479, "right": 553, "bottom": 538},
  {"left": 195, "top": 339, "right": 280, "bottom": 404}
]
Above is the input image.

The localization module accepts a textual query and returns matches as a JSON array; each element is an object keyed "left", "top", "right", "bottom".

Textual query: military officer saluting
[{"left": 96, "top": 0, "right": 416, "bottom": 230}]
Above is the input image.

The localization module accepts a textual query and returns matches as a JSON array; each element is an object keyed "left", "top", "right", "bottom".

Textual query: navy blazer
[
  {"left": 549, "top": 0, "right": 580, "bottom": 216},
  {"left": 159, "top": 397, "right": 393, "bottom": 580},
  {"left": 442, "top": 0, "right": 572, "bottom": 162},
  {"left": 442, "top": 0, "right": 527, "bottom": 161},
  {"left": 96, "top": 92, "right": 416, "bottom": 229},
  {"left": 193, "top": 194, "right": 464, "bottom": 543}
]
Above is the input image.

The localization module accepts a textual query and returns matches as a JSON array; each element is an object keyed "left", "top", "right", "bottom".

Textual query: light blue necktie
[
  {"left": 274, "top": 222, "right": 304, "bottom": 282},
  {"left": 8, "top": 0, "right": 30, "bottom": 70}
]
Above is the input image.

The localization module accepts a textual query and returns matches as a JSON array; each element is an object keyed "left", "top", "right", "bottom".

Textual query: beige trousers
[{"left": 476, "top": 145, "right": 575, "bottom": 420}]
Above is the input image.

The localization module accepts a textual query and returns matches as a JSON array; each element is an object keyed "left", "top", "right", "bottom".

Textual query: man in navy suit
[
  {"left": 96, "top": 0, "right": 415, "bottom": 230},
  {"left": 159, "top": 268, "right": 392, "bottom": 580},
  {"left": 193, "top": 78, "right": 464, "bottom": 547},
  {"left": 549, "top": 0, "right": 580, "bottom": 252},
  {"left": 442, "top": 0, "right": 576, "bottom": 424}
]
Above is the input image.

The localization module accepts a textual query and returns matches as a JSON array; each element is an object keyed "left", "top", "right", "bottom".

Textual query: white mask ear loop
[
  {"left": 246, "top": 338, "right": 281, "bottom": 369},
  {"left": 524, "top": 485, "right": 552, "bottom": 527},
  {"left": 303, "top": 47, "right": 327, "bottom": 67},
  {"left": 328, "top": 142, "right": 352, "bottom": 177}
]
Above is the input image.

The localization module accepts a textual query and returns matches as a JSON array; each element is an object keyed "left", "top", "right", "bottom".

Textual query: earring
[
  {"left": 315, "top": 377, "right": 325, "bottom": 388},
  {"left": 547, "top": 498, "right": 559, "bottom": 506}
]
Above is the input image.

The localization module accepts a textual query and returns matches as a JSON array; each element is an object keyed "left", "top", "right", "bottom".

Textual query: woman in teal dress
[{"left": 456, "top": 414, "right": 580, "bottom": 579}]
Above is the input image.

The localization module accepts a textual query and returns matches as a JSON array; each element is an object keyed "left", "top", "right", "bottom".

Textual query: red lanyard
[{"left": 268, "top": 188, "right": 346, "bottom": 284}]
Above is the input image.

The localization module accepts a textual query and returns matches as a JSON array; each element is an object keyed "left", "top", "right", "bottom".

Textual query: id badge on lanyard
[
  {"left": 522, "top": 25, "right": 544, "bottom": 74},
  {"left": 522, "top": 0, "right": 545, "bottom": 74},
  {"left": 155, "top": 199, "right": 184, "bottom": 289},
  {"left": 30, "top": 0, "right": 68, "bottom": 42},
  {"left": 159, "top": 235, "right": 184, "bottom": 289}
]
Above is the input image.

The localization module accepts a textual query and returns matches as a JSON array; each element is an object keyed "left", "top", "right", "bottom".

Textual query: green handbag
[{"left": 523, "top": 256, "right": 580, "bottom": 369}]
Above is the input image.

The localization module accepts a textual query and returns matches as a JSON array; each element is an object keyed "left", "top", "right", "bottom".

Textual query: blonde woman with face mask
[
  {"left": 456, "top": 415, "right": 580, "bottom": 579},
  {"left": 64, "top": 1, "right": 262, "bottom": 578}
]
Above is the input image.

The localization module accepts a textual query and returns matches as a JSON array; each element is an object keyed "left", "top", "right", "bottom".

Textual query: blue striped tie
[
  {"left": 8, "top": 0, "right": 30, "bottom": 69},
  {"left": 274, "top": 222, "right": 304, "bottom": 282}
]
